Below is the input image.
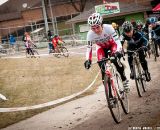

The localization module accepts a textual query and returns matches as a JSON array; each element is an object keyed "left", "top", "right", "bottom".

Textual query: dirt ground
[{"left": 1, "top": 52, "right": 160, "bottom": 130}]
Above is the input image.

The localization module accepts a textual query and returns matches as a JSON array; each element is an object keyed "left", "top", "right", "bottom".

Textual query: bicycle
[
  {"left": 26, "top": 44, "right": 40, "bottom": 58},
  {"left": 149, "top": 39, "right": 157, "bottom": 61},
  {"left": 127, "top": 46, "right": 147, "bottom": 97},
  {"left": 96, "top": 55, "right": 129, "bottom": 123},
  {"left": 52, "top": 43, "right": 69, "bottom": 58}
]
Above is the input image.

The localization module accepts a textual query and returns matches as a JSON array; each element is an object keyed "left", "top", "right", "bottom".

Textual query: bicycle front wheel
[
  {"left": 104, "top": 75, "right": 122, "bottom": 123},
  {"left": 115, "top": 72, "right": 129, "bottom": 114},
  {"left": 33, "top": 49, "right": 40, "bottom": 58},
  {"left": 60, "top": 47, "right": 69, "bottom": 57},
  {"left": 151, "top": 42, "right": 157, "bottom": 61},
  {"left": 141, "top": 70, "right": 147, "bottom": 92},
  {"left": 133, "top": 61, "right": 143, "bottom": 97}
]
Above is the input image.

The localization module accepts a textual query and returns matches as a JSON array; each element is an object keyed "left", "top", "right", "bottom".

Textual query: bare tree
[{"left": 70, "top": 0, "right": 87, "bottom": 12}]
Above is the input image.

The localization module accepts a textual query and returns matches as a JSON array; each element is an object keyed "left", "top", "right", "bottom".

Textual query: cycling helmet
[
  {"left": 146, "top": 17, "right": 158, "bottom": 24},
  {"left": 122, "top": 21, "right": 133, "bottom": 33},
  {"left": 88, "top": 13, "right": 103, "bottom": 26}
]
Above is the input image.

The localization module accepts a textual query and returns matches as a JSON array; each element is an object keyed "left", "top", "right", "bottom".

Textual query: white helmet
[{"left": 88, "top": 13, "right": 103, "bottom": 26}]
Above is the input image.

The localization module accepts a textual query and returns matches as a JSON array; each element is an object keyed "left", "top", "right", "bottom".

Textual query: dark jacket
[{"left": 122, "top": 31, "right": 148, "bottom": 51}]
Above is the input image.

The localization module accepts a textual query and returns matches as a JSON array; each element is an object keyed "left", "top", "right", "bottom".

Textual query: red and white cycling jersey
[
  {"left": 86, "top": 24, "right": 122, "bottom": 61},
  {"left": 24, "top": 35, "right": 33, "bottom": 48}
]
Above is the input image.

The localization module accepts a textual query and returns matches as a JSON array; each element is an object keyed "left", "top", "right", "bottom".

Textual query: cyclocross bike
[
  {"left": 127, "top": 46, "right": 147, "bottom": 97},
  {"left": 96, "top": 55, "right": 129, "bottom": 123},
  {"left": 26, "top": 44, "right": 40, "bottom": 58},
  {"left": 52, "top": 42, "right": 69, "bottom": 58},
  {"left": 149, "top": 39, "right": 157, "bottom": 61}
]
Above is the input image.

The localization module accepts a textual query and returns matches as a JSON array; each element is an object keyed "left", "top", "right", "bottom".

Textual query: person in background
[
  {"left": 52, "top": 34, "right": 63, "bottom": 52},
  {"left": 147, "top": 17, "right": 160, "bottom": 57},
  {"left": 9, "top": 35, "right": 16, "bottom": 50},
  {"left": 23, "top": 32, "right": 34, "bottom": 55},
  {"left": 112, "top": 22, "right": 120, "bottom": 37},
  {"left": 48, "top": 30, "right": 54, "bottom": 53}
]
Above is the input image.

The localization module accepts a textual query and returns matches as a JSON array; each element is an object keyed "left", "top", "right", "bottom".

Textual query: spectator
[
  {"left": 48, "top": 30, "right": 54, "bottom": 53},
  {"left": 9, "top": 35, "right": 16, "bottom": 49},
  {"left": 112, "top": 22, "right": 120, "bottom": 37}
]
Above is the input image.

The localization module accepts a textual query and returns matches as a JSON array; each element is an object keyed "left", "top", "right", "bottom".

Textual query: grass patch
[{"left": 0, "top": 56, "right": 101, "bottom": 128}]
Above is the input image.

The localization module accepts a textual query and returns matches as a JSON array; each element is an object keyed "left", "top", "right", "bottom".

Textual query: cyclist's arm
[
  {"left": 86, "top": 41, "right": 92, "bottom": 61},
  {"left": 136, "top": 32, "right": 148, "bottom": 47}
]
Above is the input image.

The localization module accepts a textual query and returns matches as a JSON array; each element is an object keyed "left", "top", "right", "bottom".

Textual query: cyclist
[
  {"left": 52, "top": 34, "right": 63, "bottom": 53},
  {"left": 136, "top": 20, "right": 144, "bottom": 32},
  {"left": 23, "top": 32, "right": 34, "bottom": 56},
  {"left": 121, "top": 21, "right": 151, "bottom": 81},
  {"left": 84, "top": 13, "right": 129, "bottom": 90},
  {"left": 147, "top": 17, "right": 160, "bottom": 57}
]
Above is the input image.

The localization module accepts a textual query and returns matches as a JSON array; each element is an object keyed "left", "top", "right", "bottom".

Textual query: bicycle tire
[
  {"left": 153, "top": 43, "right": 157, "bottom": 62},
  {"left": 104, "top": 75, "right": 122, "bottom": 123},
  {"left": 60, "top": 47, "right": 69, "bottom": 57},
  {"left": 54, "top": 53, "right": 60, "bottom": 58},
  {"left": 54, "top": 48, "right": 61, "bottom": 58},
  {"left": 115, "top": 72, "right": 129, "bottom": 114},
  {"left": 151, "top": 41, "right": 157, "bottom": 61},
  {"left": 33, "top": 49, "right": 40, "bottom": 58},
  {"left": 133, "top": 61, "right": 143, "bottom": 97},
  {"left": 141, "top": 70, "right": 147, "bottom": 92},
  {"left": 26, "top": 50, "right": 30, "bottom": 58}
]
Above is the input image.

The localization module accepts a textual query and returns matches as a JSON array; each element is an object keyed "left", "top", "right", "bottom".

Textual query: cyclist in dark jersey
[{"left": 121, "top": 21, "right": 151, "bottom": 82}]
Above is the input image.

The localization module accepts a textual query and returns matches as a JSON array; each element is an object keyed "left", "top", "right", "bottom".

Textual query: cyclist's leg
[
  {"left": 156, "top": 38, "right": 160, "bottom": 53},
  {"left": 154, "top": 39, "right": 159, "bottom": 57},
  {"left": 96, "top": 46, "right": 107, "bottom": 83},
  {"left": 96, "top": 47, "right": 113, "bottom": 98},
  {"left": 128, "top": 53, "right": 134, "bottom": 79},
  {"left": 112, "top": 58, "right": 126, "bottom": 82},
  {"left": 29, "top": 48, "right": 34, "bottom": 55},
  {"left": 139, "top": 50, "right": 151, "bottom": 81},
  {"left": 112, "top": 58, "right": 129, "bottom": 90},
  {"left": 26, "top": 48, "right": 30, "bottom": 54}
]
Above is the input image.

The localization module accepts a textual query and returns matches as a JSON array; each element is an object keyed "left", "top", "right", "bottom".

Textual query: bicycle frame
[
  {"left": 105, "top": 61, "right": 119, "bottom": 98},
  {"left": 100, "top": 56, "right": 129, "bottom": 123},
  {"left": 128, "top": 47, "right": 147, "bottom": 97}
]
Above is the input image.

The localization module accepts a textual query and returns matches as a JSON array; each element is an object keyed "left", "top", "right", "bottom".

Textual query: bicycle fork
[{"left": 105, "top": 67, "right": 118, "bottom": 100}]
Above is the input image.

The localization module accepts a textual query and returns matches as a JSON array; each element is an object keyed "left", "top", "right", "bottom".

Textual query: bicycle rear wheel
[
  {"left": 104, "top": 75, "right": 122, "bottom": 123},
  {"left": 133, "top": 62, "right": 143, "bottom": 97},
  {"left": 33, "top": 49, "right": 40, "bottom": 58},
  {"left": 115, "top": 72, "right": 129, "bottom": 114},
  {"left": 60, "top": 47, "right": 69, "bottom": 57},
  {"left": 26, "top": 50, "right": 31, "bottom": 58}
]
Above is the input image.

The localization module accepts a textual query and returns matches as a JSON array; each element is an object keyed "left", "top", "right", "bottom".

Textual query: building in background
[{"left": 0, "top": 0, "right": 154, "bottom": 41}]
